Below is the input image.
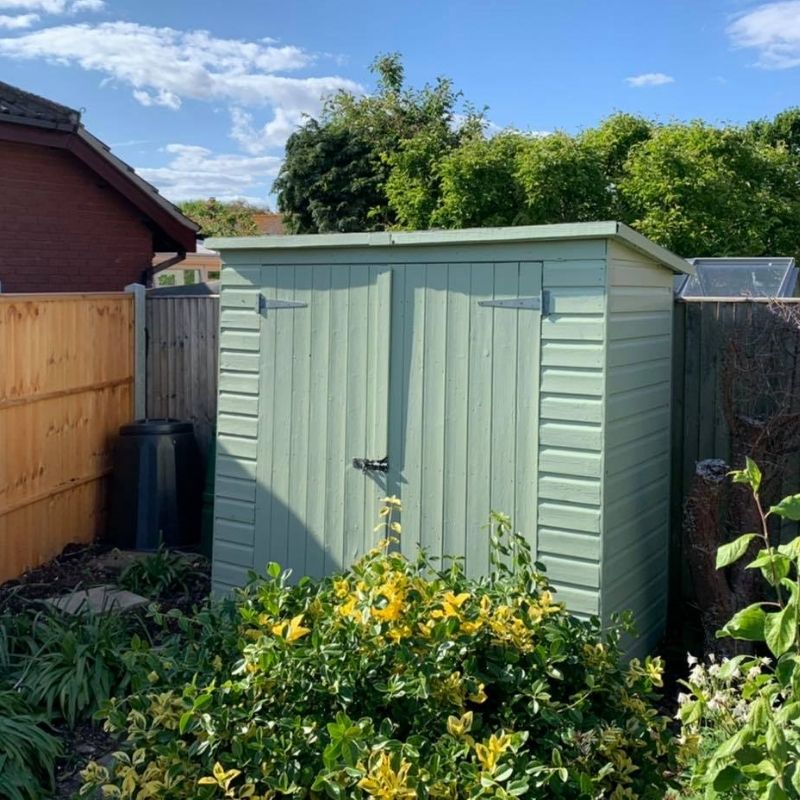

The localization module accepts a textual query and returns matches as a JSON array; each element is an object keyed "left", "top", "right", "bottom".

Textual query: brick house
[{"left": 0, "top": 81, "right": 198, "bottom": 293}]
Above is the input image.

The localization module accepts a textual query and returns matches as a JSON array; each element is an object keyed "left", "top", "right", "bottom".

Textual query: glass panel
[{"left": 681, "top": 263, "right": 792, "bottom": 298}]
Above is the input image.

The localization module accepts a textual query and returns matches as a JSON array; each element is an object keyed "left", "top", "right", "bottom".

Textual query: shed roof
[
  {"left": 0, "top": 80, "right": 199, "bottom": 252},
  {"left": 207, "top": 221, "right": 692, "bottom": 275}
]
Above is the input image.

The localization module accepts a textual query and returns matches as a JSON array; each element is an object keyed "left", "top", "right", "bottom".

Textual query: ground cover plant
[
  {"left": 0, "top": 545, "right": 211, "bottom": 798},
  {"left": 677, "top": 459, "right": 800, "bottom": 798},
  {"left": 81, "top": 503, "right": 677, "bottom": 799}
]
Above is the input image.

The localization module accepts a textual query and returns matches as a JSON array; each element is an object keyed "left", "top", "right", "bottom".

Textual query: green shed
[{"left": 207, "top": 222, "right": 691, "bottom": 655}]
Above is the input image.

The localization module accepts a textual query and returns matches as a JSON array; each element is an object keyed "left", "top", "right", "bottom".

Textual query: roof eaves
[{"left": 76, "top": 127, "right": 200, "bottom": 238}]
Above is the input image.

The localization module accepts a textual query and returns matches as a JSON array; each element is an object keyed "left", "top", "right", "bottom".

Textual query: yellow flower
[
  {"left": 271, "top": 614, "right": 310, "bottom": 643},
  {"left": 357, "top": 752, "right": 415, "bottom": 799},
  {"left": 381, "top": 495, "right": 402, "bottom": 508},
  {"left": 475, "top": 732, "right": 513, "bottom": 774},
  {"left": 333, "top": 578, "right": 350, "bottom": 598},
  {"left": 446, "top": 710, "right": 473, "bottom": 737}
]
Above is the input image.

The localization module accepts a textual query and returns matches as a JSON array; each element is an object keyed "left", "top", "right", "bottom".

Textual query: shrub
[
  {"left": 118, "top": 545, "right": 204, "bottom": 599},
  {"left": 0, "top": 689, "right": 61, "bottom": 800},
  {"left": 677, "top": 458, "right": 800, "bottom": 797},
  {"left": 16, "top": 607, "right": 150, "bottom": 728},
  {"left": 82, "top": 504, "right": 675, "bottom": 799}
]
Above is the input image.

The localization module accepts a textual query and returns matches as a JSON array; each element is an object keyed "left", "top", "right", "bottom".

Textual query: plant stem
[{"left": 754, "top": 492, "right": 783, "bottom": 607}]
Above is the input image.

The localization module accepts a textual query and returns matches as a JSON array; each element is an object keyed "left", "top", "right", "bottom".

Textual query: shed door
[
  {"left": 255, "top": 265, "right": 391, "bottom": 578},
  {"left": 388, "top": 261, "right": 542, "bottom": 576}
]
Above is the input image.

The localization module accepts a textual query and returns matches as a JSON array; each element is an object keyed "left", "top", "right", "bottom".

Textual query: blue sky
[{"left": 1, "top": 0, "right": 798, "bottom": 207}]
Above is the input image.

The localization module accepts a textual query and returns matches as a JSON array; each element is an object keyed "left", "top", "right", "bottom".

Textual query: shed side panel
[
  {"left": 605, "top": 242, "right": 673, "bottom": 655},
  {"left": 213, "top": 264, "right": 261, "bottom": 593},
  {"left": 537, "top": 258, "right": 608, "bottom": 618}
]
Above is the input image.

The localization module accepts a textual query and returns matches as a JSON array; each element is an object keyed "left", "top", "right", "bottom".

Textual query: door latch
[{"left": 352, "top": 456, "right": 389, "bottom": 474}]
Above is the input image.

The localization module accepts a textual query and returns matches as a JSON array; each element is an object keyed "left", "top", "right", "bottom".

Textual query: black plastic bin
[{"left": 108, "top": 419, "right": 202, "bottom": 550}]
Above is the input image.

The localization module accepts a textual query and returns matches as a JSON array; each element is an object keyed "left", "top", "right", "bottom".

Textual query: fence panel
[
  {"left": 0, "top": 293, "right": 134, "bottom": 582},
  {"left": 671, "top": 298, "right": 800, "bottom": 607},
  {"left": 145, "top": 295, "right": 219, "bottom": 458}
]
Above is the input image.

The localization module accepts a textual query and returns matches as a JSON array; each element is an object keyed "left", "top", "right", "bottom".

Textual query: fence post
[{"left": 125, "top": 283, "right": 146, "bottom": 419}]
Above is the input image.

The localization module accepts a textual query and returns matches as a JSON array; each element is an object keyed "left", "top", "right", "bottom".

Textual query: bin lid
[{"left": 119, "top": 419, "right": 194, "bottom": 436}]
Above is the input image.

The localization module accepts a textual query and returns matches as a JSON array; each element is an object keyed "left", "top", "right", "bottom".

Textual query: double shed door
[{"left": 255, "top": 260, "right": 542, "bottom": 578}]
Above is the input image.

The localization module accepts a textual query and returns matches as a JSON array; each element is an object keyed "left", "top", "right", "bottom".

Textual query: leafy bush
[
  {"left": 118, "top": 545, "right": 203, "bottom": 599},
  {"left": 677, "top": 458, "right": 800, "bottom": 798},
  {"left": 82, "top": 503, "right": 675, "bottom": 799},
  {"left": 0, "top": 689, "right": 61, "bottom": 800}
]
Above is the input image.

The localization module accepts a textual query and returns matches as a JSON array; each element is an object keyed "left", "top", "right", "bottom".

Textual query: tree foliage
[
  {"left": 275, "top": 55, "right": 800, "bottom": 258},
  {"left": 275, "top": 53, "right": 481, "bottom": 233},
  {"left": 178, "top": 198, "right": 260, "bottom": 238}
]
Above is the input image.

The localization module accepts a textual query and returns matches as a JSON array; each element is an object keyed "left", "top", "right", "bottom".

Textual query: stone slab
[{"left": 43, "top": 585, "right": 149, "bottom": 615}]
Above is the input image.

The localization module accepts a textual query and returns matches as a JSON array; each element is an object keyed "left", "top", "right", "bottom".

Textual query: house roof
[
  {"left": 0, "top": 80, "right": 198, "bottom": 252},
  {"left": 207, "top": 221, "right": 693, "bottom": 275}
]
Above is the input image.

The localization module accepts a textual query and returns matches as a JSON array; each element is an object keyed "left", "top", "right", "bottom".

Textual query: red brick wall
[{"left": 0, "top": 141, "right": 154, "bottom": 293}]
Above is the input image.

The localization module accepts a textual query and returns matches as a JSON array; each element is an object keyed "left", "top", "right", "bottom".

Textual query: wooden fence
[
  {"left": 0, "top": 292, "right": 136, "bottom": 582},
  {"left": 145, "top": 295, "right": 219, "bottom": 458},
  {"left": 671, "top": 298, "right": 800, "bottom": 605}
]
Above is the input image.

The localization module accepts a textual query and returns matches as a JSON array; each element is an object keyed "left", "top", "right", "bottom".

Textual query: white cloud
[
  {"left": 728, "top": 1, "right": 800, "bottom": 68},
  {"left": 136, "top": 143, "right": 282, "bottom": 203},
  {"left": 625, "top": 72, "right": 675, "bottom": 87},
  {"left": 229, "top": 106, "right": 305, "bottom": 153},
  {"left": 0, "top": 11, "right": 38, "bottom": 26},
  {"left": 0, "top": 22, "right": 361, "bottom": 114},
  {"left": 0, "top": 0, "right": 103, "bottom": 12}
]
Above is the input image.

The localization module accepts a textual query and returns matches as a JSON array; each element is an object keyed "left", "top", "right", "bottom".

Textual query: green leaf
[
  {"left": 764, "top": 603, "right": 798, "bottom": 657},
  {"left": 769, "top": 494, "right": 800, "bottom": 520},
  {"left": 730, "top": 457, "right": 762, "bottom": 493},
  {"left": 712, "top": 765, "right": 742, "bottom": 792},
  {"left": 178, "top": 711, "right": 192, "bottom": 735},
  {"left": 747, "top": 551, "right": 792, "bottom": 585},
  {"left": 718, "top": 604, "right": 767, "bottom": 642},
  {"left": 717, "top": 534, "right": 759, "bottom": 568},
  {"left": 778, "top": 537, "right": 800, "bottom": 559}
]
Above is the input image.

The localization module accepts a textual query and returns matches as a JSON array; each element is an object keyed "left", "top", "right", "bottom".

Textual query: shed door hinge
[
  {"left": 258, "top": 295, "right": 308, "bottom": 313},
  {"left": 478, "top": 291, "right": 550, "bottom": 314}
]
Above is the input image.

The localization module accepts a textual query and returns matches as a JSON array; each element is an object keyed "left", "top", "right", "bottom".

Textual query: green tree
[
  {"left": 620, "top": 122, "right": 800, "bottom": 256},
  {"left": 275, "top": 53, "right": 479, "bottom": 233},
  {"left": 178, "top": 198, "right": 260, "bottom": 237},
  {"left": 421, "top": 132, "right": 526, "bottom": 229},
  {"left": 514, "top": 132, "right": 611, "bottom": 225}
]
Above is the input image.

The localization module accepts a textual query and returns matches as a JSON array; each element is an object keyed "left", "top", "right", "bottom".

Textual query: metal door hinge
[
  {"left": 258, "top": 295, "right": 308, "bottom": 313},
  {"left": 478, "top": 293, "right": 549, "bottom": 314}
]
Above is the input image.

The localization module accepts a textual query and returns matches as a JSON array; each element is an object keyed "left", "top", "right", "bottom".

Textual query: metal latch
[
  {"left": 258, "top": 295, "right": 308, "bottom": 313},
  {"left": 352, "top": 456, "right": 389, "bottom": 474}
]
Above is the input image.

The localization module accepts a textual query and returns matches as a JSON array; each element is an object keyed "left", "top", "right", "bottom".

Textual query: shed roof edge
[{"left": 207, "top": 221, "right": 692, "bottom": 274}]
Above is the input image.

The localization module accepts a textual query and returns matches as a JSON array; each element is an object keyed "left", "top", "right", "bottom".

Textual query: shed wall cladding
[{"left": 211, "top": 224, "right": 686, "bottom": 656}]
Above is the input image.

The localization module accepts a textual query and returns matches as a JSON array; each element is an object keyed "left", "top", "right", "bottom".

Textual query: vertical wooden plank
[
  {"left": 324, "top": 266, "right": 350, "bottom": 573},
  {"left": 490, "top": 263, "right": 520, "bottom": 527},
  {"left": 287, "top": 266, "right": 312, "bottom": 574},
  {"left": 515, "top": 262, "right": 542, "bottom": 549},
  {"left": 398, "top": 263, "right": 426, "bottom": 561},
  {"left": 305, "top": 266, "right": 332, "bottom": 579},
  {"left": 420, "top": 263, "right": 448, "bottom": 562},
  {"left": 443, "top": 263, "right": 471, "bottom": 563},
  {"left": 343, "top": 267, "right": 370, "bottom": 562},
  {"left": 465, "top": 263, "right": 494, "bottom": 577},
  {"left": 254, "top": 266, "right": 278, "bottom": 573}
]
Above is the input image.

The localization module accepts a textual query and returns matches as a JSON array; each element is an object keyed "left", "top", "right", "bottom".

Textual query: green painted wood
[
  {"left": 212, "top": 230, "right": 683, "bottom": 648},
  {"left": 250, "top": 263, "right": 393, "bottom": 580}
]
